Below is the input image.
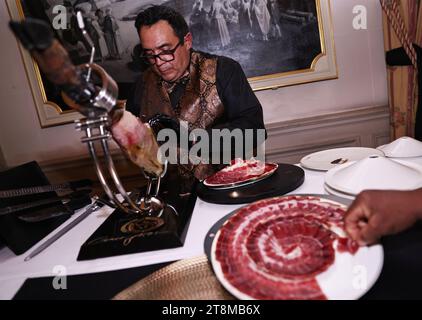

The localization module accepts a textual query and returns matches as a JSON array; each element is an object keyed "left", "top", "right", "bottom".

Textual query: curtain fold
[{"left": 380, "top": 0, "right": 421, "bottom": 140}]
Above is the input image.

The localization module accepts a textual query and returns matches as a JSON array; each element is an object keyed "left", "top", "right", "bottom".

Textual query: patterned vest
[{"left": 139, "top": 51, "right": 225, "bottom": 182}]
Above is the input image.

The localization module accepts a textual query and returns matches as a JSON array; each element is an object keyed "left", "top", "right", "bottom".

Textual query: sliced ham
[
  {"left": 213, "top": 196, "right": 359, "bottom": 300},
  {"left": 204, "top": 158, "right": 278, "bottom": 186}
]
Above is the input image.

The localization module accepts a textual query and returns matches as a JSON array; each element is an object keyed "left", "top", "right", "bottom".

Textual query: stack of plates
[
  {"left": 377, "top": 136, "right": 422, "bottom": 166},
  {"left": 324, "top": 155, "right": 422, "bottom": 199}
]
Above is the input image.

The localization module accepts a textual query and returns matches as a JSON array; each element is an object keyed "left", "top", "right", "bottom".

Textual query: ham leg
[{"left": 9, "top": 18, "right": 163, "bottom": 177}]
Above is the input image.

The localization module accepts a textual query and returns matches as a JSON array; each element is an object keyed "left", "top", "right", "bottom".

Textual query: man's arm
[
  {"left": 216, "top": 56, "right": 266, "bottom": 133},
  {"left": 344, "top": 189, "right": 422, "bottom": 246},
  {"left": 207, "top": 56, "right": 267, "bottom": 162}
]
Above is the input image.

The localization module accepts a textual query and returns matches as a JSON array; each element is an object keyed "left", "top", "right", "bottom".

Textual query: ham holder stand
[{"left": 70, "top": 13, "right": 194, "bottom": 260}]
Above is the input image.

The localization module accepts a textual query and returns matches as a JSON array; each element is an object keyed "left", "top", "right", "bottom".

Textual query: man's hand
[
  {"left": 344, "top": 189, "right": 422, "bottom": 246},
  {"left": 111, "top": 111, "right": 163, "bottom": 177}
]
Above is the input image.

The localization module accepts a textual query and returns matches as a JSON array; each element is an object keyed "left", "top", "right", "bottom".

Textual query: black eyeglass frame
[{"left": 140, "top": 41, "right": 183, "bottom": 65}]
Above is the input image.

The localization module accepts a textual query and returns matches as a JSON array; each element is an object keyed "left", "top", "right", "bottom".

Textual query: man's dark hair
[{"left": 134, "top": 5, "right": 189, "bottom": 43}]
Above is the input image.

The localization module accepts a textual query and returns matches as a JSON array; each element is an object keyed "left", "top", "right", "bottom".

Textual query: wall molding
[
  {"left": 266, "top": 136, "right": 361, "bottom": 161},
  {"left": 266, "top": 105, "right": 389, "bottom": 133},
  {"left": 265, "top": 105, "right": 390, "bottom": 163}
]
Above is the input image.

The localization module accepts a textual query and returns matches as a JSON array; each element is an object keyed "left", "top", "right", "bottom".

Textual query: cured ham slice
[
  {"left": 212, "top": 195, "right": 359, "bottom": 300},
  {"left": 204, "top": 158, "right": 278, "bottom": 187}
]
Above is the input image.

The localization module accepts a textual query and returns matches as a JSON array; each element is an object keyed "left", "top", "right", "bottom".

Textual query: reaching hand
[
  {"left": 344, "top": 189, "right": 422, "bottom": 246},
  {"left": 111, "top": 111, "right": 163, "bottom": 177}
]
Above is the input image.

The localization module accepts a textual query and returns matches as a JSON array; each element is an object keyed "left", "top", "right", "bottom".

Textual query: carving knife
[{"left": 24, "top": 197, "right": 104, "bottom": 261}]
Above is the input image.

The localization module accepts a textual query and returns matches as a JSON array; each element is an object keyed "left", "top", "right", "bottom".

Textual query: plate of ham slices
[
  {"left": 203, "top": 158, "right": 278, "bottom": 189},
  {"left": 208, "top": 195, "right": 384, "bottom": 300}
]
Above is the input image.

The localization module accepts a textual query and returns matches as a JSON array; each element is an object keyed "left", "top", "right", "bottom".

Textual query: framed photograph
[{"left": 6, "top": 0, "right": 337, "bottom": 127}]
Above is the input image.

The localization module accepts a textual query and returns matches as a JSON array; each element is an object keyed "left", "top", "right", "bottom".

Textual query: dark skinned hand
[{"left": 344, "top": 189, "right": 422, "bottom": 246}]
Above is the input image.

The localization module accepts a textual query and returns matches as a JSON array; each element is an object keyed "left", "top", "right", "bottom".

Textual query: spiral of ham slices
[{"left": 213, "top": 195, "right": 359, "bottom": 300}]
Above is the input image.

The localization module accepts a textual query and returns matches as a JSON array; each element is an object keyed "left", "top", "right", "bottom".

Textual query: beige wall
[{"left": 0, "top": 0, "right": 388, "bottom": 169}]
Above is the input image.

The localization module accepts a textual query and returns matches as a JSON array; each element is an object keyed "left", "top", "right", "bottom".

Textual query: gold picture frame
[
  {"left": 6, "top": 0, "right": 337, "bottom": 128},
  {"left": 247, "top": 0, "right": 338, "bottom": 91}
]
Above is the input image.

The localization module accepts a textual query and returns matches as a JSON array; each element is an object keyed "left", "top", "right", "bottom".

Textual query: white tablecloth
[{"left": 0, "top": 168, "right": 327, "bottom": 299}]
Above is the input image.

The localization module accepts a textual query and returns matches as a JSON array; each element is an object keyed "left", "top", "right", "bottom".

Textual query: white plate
[
  {"left": 377, "top": 136, "right": 422, "bottom": 158},
  {"left": 316, "top": 243, "right": 383, "bottom": 300},
  {"left": 300, "top": 147, "right": 385, "bottom": 171},
  {"left": 210, "top": 196, "right": 383, "bottom": 300},
  {"left": 324, "top": 183, "right": 356, "bottom": 200},
  {"left": 325, "top": 157, "right": 422, "bottom": 195}
]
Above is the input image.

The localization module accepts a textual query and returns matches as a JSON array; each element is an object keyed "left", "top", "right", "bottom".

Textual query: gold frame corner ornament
[{"left": 249, "top": 0, "right": 338, "bottom": 91}]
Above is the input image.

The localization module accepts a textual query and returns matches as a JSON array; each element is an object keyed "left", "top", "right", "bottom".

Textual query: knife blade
[{"left": 0, "top": 179, "right": 92, "bottom": 198}]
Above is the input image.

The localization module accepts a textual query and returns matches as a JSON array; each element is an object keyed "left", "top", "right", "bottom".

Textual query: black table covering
[
  {"left": 0, "top": 161, "right": 72, "bottom": 255},
  {"left": 362, "top": 221, "right": 422, "bottom": 299}
]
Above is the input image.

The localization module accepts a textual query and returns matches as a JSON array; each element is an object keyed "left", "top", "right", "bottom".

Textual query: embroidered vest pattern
[{"left": 139, "top": 51, "right": 225, "bottom": 181}]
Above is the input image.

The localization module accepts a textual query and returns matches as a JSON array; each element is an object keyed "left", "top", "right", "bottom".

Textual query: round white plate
[
  {"left": 211, "top": 222, "right": 384, "bottom": 301},
  {"left": 300, "top": 147, "right": 384, "bottom": 171},
  {"left": 315, "top": 243, "right": 383, "bottom": 300},
  {"left": 210, "top": 196, "right": 383, "bottom": 300},
  {"left": 391, "top": 157, "right": 422, "bottom": 167}
]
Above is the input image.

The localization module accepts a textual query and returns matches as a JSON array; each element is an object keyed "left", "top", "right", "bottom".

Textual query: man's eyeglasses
[{"left": 140, "top": 41, "right": 182, "bottom": 65}]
